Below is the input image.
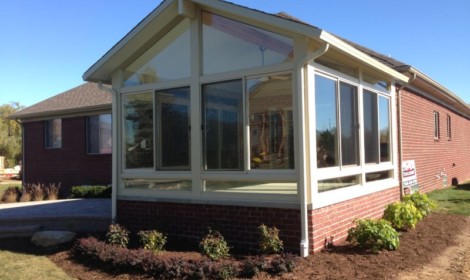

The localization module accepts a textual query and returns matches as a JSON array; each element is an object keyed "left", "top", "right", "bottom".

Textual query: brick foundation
[
  {"left": 117, "top": 200, "right": 301, "bottom": 252},
  {"left": 308, "top": 187, "right": 401, "bottom": 253}
]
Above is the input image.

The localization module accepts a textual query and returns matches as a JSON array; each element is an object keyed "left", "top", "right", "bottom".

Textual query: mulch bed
[{"left": 0, "top": 212, "right": 467, "bottom": 279}]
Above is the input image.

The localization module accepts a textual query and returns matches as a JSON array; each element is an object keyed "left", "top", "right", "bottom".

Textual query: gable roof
[
  {"left": 83, "top": 0, "right": 408, "bottom": 84},
  {"left": 11, "top": 82, "right": 112, "bottom": 121}
]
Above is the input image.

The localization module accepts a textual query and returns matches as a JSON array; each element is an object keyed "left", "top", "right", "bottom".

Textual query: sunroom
[{"left": 84, "top": 0, "right": 408, "bottom": 255}]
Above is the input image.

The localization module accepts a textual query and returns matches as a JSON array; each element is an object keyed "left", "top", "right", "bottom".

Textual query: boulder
[{"left": 31, "top": 231, "right": 76, "bottom": 247}]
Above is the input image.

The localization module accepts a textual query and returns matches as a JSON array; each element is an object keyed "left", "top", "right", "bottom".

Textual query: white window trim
[{"left": 309, "top": 63, "right": 398, "bottom": 206}]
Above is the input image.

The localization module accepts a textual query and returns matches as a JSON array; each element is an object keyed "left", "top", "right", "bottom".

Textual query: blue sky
[{"left": 1, "top": 0, "right": 469, "bottom": 107}]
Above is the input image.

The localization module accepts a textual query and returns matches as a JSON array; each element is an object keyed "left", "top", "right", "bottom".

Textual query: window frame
[
  {"left": 45, "top": 119, "right": 62, "bottom": 149},
  {"left": 434, "top": 111, "right": 440, "bottom": 140},
  {"left": 87, "top": 114, "right": 112, "bottom": 155},
  {"left": 446, "top": 114, "right": 451, "bottom": 140},
  {"left": 312, "top": 63, "right": 396, "bottom": 202}
]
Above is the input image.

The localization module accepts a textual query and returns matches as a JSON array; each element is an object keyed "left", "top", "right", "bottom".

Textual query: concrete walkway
[{"left": 0, "top": 199, "right": 111, "bottom": 237}]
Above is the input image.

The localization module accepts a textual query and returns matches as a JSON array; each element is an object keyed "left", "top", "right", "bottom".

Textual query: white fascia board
[
  {"left": 319, "top": 31, "right": 409, "bottom": 83},
  {"left": 83, "top": 0, "right": 178, "bottom": 83},
  {"left": 408, "top": 67, "right": 470, "bottom": 110}
]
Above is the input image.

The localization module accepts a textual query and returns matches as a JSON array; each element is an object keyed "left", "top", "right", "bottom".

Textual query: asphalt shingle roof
[{"left": 11, "top": 82, "right": 111, "bottom": 120}]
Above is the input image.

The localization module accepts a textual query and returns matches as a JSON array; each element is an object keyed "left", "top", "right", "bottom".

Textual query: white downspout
[
  {"left": 396, "top": 73, "right": 416, "bottom": 198},
  {"left": 98, "top": 82, "right": 118, "bottom": 221},
  {"left": 296, "top": 43, "right": 329, "bottom": 257}
]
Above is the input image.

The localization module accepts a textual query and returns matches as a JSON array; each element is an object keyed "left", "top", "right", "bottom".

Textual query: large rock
[{"left": 31, "top": 231, "right": 76, "bottom": 247}]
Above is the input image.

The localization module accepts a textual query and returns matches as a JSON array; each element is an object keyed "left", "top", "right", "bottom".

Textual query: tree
[{"left": 0, "top": 102, "right": 23, "bottom": 168}]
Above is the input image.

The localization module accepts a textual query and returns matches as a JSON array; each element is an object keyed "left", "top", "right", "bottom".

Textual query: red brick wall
[
  {"left": 117, "top": 200, "right": 301, "bottom": 252},
  {"left": 308, "top": 187, "right": 400, "bottom": 253},
  {"left": 400, "top": 89, "right": 470, "bottom": 193},
  {"left": 23, "top": 116, "right": 112, "bottom": 196}
]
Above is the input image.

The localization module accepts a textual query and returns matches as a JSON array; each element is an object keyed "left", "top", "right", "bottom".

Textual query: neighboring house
[
  {"left": 82, "top": 0, "right": 470, "bottom": 256},
  {"left": 10, "top": 83, "right": 112, "bottom": 196}
]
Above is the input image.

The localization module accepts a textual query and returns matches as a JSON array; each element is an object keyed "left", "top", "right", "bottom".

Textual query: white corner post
[{"left": 296, "top": 43, "right": 329, "bottom": 257}]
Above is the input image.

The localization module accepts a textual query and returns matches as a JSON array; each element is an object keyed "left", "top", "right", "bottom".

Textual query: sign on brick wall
[{"left": 402, "top": 160, "right": 418, "bottom": 193}]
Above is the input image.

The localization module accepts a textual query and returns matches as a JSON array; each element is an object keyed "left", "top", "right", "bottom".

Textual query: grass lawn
[
  {"left": 0, "top": 250, "right": 74, "bottom": 280},
  {"left": 428, "top": 182, "right": 470, "bottom": 216}
]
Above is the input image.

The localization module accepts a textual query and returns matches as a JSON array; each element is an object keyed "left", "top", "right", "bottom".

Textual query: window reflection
[
  {"left": 123, "top": 19, "right": 190, "bottom": 86},
  {"left": 124, "top": 93, "right": 154, "bottom": 169},
  {"left": 202, "top": 12, "right": 293, "bottom": 75},
  {"left": 315, "top": 75, "right": 337, "bottom": 167},
  {"left": 202, "top": 80, "right": 244, "bottom": 170},
  {"left": 248, "top": 74, "right": 294, "bottom": 169},
  {"left": 379, "top": 97, "right": 390, "bottom": 162}
]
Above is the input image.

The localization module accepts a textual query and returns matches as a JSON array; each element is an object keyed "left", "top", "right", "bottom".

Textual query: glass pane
[
  {"left": 202, "top": 80, "right": 243, "bottom": 170},
  {"left": 318, "top": 175, "right": 359, "bottom": 192},
  {"left": 46, "top": 119, "right": 62, "bottom": 148},
  {"left": 379, "top": 97, "right": 390, "bottom": 162},
  {"left": 124, "top": 93, "right": 154, "bottom": 169},
  {"left": 156, "top": 87, "right": 190, "bottom": 170},
  {"left": 202, "top": 12, "right": 293, "bottom": 75},
  {"left": 205, "top": 180, "right": 297, "bottom": 194},
  {"left": 87, "top": 116, "right": 100, "bottom": 153},
  {"left": 340, "top": 82, "right": 358, "bottom": 166},
  {"left": 123, "top": 19, "right": 190, "bottom": 86},
  {"left": 366, "top": 171, "right": 391, "bottom": 182},
  {"left": 363, "top": 90, "right": 378, "bottom": 163},
  {"left": 315, "top": 75, "right": 337, "bottom": 168},
  {"left": 124, "top": 179, "right": 191, "bottom": 191},
  {"left": 99, "top": 114, "right": 112, "bottom": 154},
  {"left": 363, "top": 72, "right": 389, "bottom": 92},
  {"left": 248, "top": 74, "right": 294, "bottom": 169}
]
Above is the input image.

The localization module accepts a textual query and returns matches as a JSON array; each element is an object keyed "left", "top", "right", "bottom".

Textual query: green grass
[
  {"left": 428, "top": 183, "right": 470, "bottom": 216},
  {"left": 0, "top": 250, "right": 74, "bottom": 280}
]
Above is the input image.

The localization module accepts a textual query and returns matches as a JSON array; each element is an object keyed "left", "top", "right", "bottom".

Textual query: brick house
[
  {"left": 82, "top": 0, "right": 470, "bottom": 256},
  {"left": 11, "top": 82, "right": 112, "bottom": 196}
]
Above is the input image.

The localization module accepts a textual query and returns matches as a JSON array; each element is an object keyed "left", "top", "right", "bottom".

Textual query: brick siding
[
  {"left": 23, "top": 116, "right": 112, "bottom": 196},
  {"left": 117, "top": 200, "right": 301, "bottom": 252},
  {"left": 400, "top": 89, "right": 470, "bottom": 193}
]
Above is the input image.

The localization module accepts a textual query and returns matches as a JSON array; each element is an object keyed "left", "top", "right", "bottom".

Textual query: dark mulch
[{"left": 0, "top": 212, "right": 467, "bottom": 279}]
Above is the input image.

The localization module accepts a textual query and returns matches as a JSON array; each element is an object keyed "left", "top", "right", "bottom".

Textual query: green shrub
[
  {"left": 106, "top": 224, "right": 129, "bottom": 248},
  {"left": 138, "top": 230, "right": 167, "bottom": 253},
  {"left": 70, "top": 185, "right": 111, "bottom": 198},
  {"left": 383, "top": 201, "right": 422, "bottom": 231},
  {"left": 347, "top": 218, "right": 400, "bottom": 253},
  {"left": 403, "top": 191, "right": 436, "bottom": 217},
  {"left": 199, "top": 229, "right": 230, "bottom": 261},
  {"left": 1, "top": 186, "right": 21, "bottom": 203},
  {"left": 258, "top": 224, "right": 284, "bottom": 254}
]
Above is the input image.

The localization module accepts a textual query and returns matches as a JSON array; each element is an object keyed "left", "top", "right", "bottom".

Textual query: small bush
[
  {"left": 199, "top": 229, "right": 230, "bottom": 261},
  {"left": 19, "top": 188, "right": 32, "bottom": 202},
  {"left": 347, "top": 218, "right": 400, "bottom": 252},
  {"left": 106, "top": 224, "right": 129, "bottom": 248},
  {"left": 45, "top": 183, "right": 61, "bottom": 200},
  {"left": 1, "top": 186, "right": 21, "bottom": 203},
  {"left": 138, "top": 230, "right": 167, "bottom": 253},
  {"left": 70, "top": 185, "right": 111, "bottom": 198},
  {"left": 258, "top": 224, "right": 284, "bottom": 254},
  {"left": 270, "top": 253, "right": 297, "bottom": 274},
  {"left": 383, "top": 201, "right": 422, "bottom": 231},
  {"left": 403, "top": 191, "right": 436, "bottom": 217},
  {"left": 217, "top": 264, "right": 238, "bottom": 280},
  {"left": 25, "top": 183, "right": 45, "bottom": 201}
]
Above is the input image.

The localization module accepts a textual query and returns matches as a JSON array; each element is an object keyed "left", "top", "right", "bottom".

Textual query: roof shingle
[{"left": 11, "top": 83, "right": 111, "bottom": 120}]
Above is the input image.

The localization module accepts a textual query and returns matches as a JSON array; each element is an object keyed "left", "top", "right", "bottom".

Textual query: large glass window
[
  {"left": 124, "top": 92, "right": 154, "bottom": 169},
  {"left": 340, "top": 83, "right": 359, "bottom": 166},
  {"left": 156, "top": 87, "right": 190, "bottom": 170},
  {"left": 45, "top": 119, "right": 62, "bottom": 149},
  {"left": 87, "top": 114, "right": 112, "bottom": 154},
  {"left": 315, "top": 75, "right": 359, "bottom": 168},
  {"left": 363, "top": 90, "right": 391, "bottom": 164},
  {"left": 202, "top": 12, "right": 293, "bottom": 75},
  {"left": 202, "top": 80, "right": 244, "bottom": 170},
  {"left": 248, "top": 74, "right": 294, "bottom": 169},
  {"left": 315, "top": 75, "right": 337, "bottom": 168},
  {"left": 123, "top": 19, "right": 190, "bottom": 87}
]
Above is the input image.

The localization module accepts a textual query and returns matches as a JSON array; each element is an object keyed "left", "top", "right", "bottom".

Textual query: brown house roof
[{"left": 11, "top": 82, "right": 112, "bottom": 121}]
